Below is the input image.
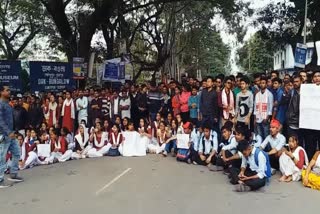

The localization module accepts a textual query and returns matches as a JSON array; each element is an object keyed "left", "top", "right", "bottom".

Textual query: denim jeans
[
  {"left": 0, "top": 138, "right": 20, "bottom": 182},
  {"left": 165, "top": 140, "right": 177, "bottom": 153},
  {"left": 256, "top": 122, "right": 270, "bottom": 140}
]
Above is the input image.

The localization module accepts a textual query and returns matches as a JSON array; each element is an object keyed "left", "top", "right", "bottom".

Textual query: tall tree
[
  {"left": 237, "top": 33, "right": 274, "bottom": 73},
  {"left": 0, "top": 0, "right": 46, "bottom": 59}
]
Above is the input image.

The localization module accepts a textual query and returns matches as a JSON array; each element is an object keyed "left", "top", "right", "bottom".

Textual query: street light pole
[{"left": 303, "top": 0, "right": 308, "bottom": 45}]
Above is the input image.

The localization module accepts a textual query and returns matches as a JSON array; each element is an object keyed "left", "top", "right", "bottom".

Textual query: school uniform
[
  {"left": 71, "top": 131, "right": 91, "bottom": 159},
  {"left": 20, "top": 138, "right": 41, "bottom": 169},
  {"left": 193, "top": 134, "right": 218, "bottom": 165},
  {"left": 229, "top": 147, "right": 270, "bottom": 191},
  {"left": 87, "top": 132, "right": 110, "bottom": 158},
  {"left": 45, "top": 137, "right": 73, "bottom": 164},
  {"left": 109, "top": 132, "right": 124, "bottom": 155},
  {"left": 260, "top": 133, "right": 286, "bottom": 170},
  {"left": 216, "top": 135, "right": 241, "bottom": 169}
]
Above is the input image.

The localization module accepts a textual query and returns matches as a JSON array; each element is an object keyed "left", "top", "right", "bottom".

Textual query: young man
[
  {"left": 147, "top": 82, "right": 164, "bottom": 122},
  {"left": 199, "top": 76, "right": 219, "bottom": 131},
  {"left": 254, "top": 76, "right": 274, "bottom": 140},
  {"left": 193, "top": 124, "right": 218, "bottom": 167},
  {"left": 218, "top": 76, "right": 235, "bottom": 126},
  {"left": 235, "top": 77, "right": 254, "bottom": 130},
  {"left": 119, "top": 90, "right": 131, "bottom": 119},
  {"left": 188, "top": 86, "right": 200, "bottom": 127},
  {"left": 76, "top": 90, "right": 88, "bottom": 124},
  {"left": 0, "top": 85, "right": 24, "bottom": 188},
  {"left": 230, "top": 140, "right": 271, "bottom": 192},
  {"left": 260, "top": 119, "right": 286, "bottom": 171}
]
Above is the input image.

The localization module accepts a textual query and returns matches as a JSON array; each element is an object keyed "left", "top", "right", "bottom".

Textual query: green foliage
[{"left": 237, "top": 33, "right": 274, "bottom": 73}]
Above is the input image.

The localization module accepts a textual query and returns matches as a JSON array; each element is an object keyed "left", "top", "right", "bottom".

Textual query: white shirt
[
  {"left": 76, "top": 96, "right": 88, "bottom": 118},
  {"left": 120, "top": 97, "right": 131, "bottom": 119},
  {"left": 222, "top": 135, "right": 238, "bottom": 155},
  {"left": 260, "top": 133, "right": 286, "bottom": 151},
  {"left": 198, "top": 135, "right": 218, "bottom": 155},
  {"left": 241, "top": 147, "right": 267, "bottom": 179},
  {"left": 113, "top": 97, "right": 119, "bottom": 115},
  {"left": 191, "top": 129, "right": 201, "bottom": 151}
]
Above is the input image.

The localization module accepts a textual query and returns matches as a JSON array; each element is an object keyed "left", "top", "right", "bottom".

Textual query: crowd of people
[{"left": 1, "top": 69, "right": 320, "bottom": 191}]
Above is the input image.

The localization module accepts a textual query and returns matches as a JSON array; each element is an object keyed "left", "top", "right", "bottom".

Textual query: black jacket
[
  {"left": 199, "top": 88, "right": 219, "bottom": 119},
  {"left": 13, "top": 105, "right": 27, "bottom": 131},
  {"left": 28, "top": 104, "right": 43, "bottom": 129},
  {"left": 286, "top": 89, "right": 300, "bottom": 128}
]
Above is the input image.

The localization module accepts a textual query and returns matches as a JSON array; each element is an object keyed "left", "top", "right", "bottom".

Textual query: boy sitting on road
[
  {"left": 230, "top": 140, "right": 271, "bottom": 192},
  {"left": 192, "top": 124, "right": 218, "bottom": 167}
]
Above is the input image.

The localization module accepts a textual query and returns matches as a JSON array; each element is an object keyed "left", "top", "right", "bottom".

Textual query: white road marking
[{"left": 95, "top": 168, "right": 132, "bottom": 196}]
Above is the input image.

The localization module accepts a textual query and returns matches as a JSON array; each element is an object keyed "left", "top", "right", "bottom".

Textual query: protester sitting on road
[
  {"left": 71, "top": 124, "right": 91, "bottom": 160},
  {"left": 302, "top": 151, "right": 320, "bottom": 190},
  {"left": 260, "top": 119, "right": 286, "bottom": 173},
  {"left": 87, "top": 122, "right": 110, "bottom": 158},
  {"left": 230, "top": 140, "right": 271, "bottom": 192},
  {"left": 279, "top": 135, "right": 308, "bottom": 182},
  {"left": 213, "top": 125, "right": 238, "bottom": 172},
  {"left": 192, "top": 124, "right": 218, "bottom": 167}
]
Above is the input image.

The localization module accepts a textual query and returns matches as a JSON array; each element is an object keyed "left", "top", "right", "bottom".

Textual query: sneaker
[
  {"left": 0, "top": 180, "right": 12, "bottom": 188},
  {"left": 7, "top": 174, "right": 24, "bottom": 183},
  {"left": 271, "top": 168, "right": 277, "bottom": 176},
  {"left": 192, "top": 161, "right": 198, "bottom": 165},
  {"left": 234, "top": 184, "right": 251, "bottom": 192},
  {"left": 187, "top": 159, "right": 192, "bottom": 164},
  {"left": 162, "top": 151, "right": 168, "bottom": 157},
  {"left": 223, "top": 168, "right": 231, "bottom": 175},
  {"left": 209, "top": 165, "right": 224, "bottom": 172}
]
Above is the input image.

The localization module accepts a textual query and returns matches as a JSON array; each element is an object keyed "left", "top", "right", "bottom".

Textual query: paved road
[{"left": 0, "top": 155, "right": 318, "bottom": 214}]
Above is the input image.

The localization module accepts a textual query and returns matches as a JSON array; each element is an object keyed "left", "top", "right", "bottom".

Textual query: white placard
[
  {"left": 177, "top": 134, "right": 190, "bottom": 149},
  {"left": 37, "top": 144, "right": 51, "bottom": 158},
  {"left": 299, "top": 84, "right": 320, "bottom": 130},
  {"left": 121, "top": 131, "right": 147, "bottom": 157}
]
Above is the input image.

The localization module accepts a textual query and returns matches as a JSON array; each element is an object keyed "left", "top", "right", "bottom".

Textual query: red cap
[
  {"left": 270, "top": 119, "right": 281, "bottom": 128},
  {"left": 182, "top": 122, "right": 191, "bottom": 129}
]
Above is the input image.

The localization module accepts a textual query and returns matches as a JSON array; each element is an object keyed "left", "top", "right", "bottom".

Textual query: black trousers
[
  {"left": 303, "top": 129, "right": 320, "bottom": 160},
  {"left": 263, "top": 144, "right": 279, "bottom": 170},
  {"left": 216, "top": 150, "right": 242, "bottom": 169},
  {"left": 229, "top": 167, "right": 266, "bottom": 191},
  {"left": 192, "top": 153, "right": 216, "bottom": 166}
]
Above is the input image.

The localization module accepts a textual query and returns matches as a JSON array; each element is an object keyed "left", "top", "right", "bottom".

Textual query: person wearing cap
[
  {"left": 230, "top": 140, "right": 270, "bottom": 192},
  {"left": 260, "top": 119, "right": 286, "bottom": 172}
]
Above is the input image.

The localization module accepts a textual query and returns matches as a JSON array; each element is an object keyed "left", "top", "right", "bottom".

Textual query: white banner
[
  {"left": 121, "top": 131, "right": 147, "bottom": 157},
  {"left": 37, "top": 144, "right": 51, "bottom": 158},
  {"left": 177, "top": 134, "right": 190, "bottom": 149},
  {"left": 299, "top": 84, "right": 320, "bottom": 130}
]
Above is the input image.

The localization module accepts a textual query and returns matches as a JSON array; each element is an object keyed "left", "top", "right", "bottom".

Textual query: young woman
[
  {"left": 166, "top": 113, "right": 173, "bottom": 126},
  {"left": 103, "top": 119, "right": 111, "bottom": 132},
  {"left": 43, "top": 129, "right": 72, "bottom": 164},
  {"left": 121, "top": 117, "right": 130, "bottom": 132},
  {"left": 179, "top": 84, "right": 191, "bottom": 122},
  {"left": 20, "top": 129, "right": 40, "bottom": 169},
  {"left": 61, "top": 127, "right": 74, "bottom": 151},
  {"left": 87, "top": 122, "right": 110, "bottom": 158},
  {"left": 42, "top": 97, "right": 50, "bottom": 124},
  {"left": 48, "top": 94, "right": 58, "bottom": 128},
  {"left": 148, "top": 121, "right": 171, "bottom": 154},
  {"left": 279, "top": 135, "right": 309, "bottom": 182},
  {"left": 61, "top": 91, "right": 75, "bottom": 133},
  {"left": 108, "top": 124, "right": 124, "bottom": 156},
  {"left": 71, "top": 124, "right": 91, "bottom": 159},
  {"left": 302, "top": 151, "right": 320, "bottom": 190},
  {"left": 39, "top": 122, "right": 48, "bottom": 133},
  {"left": 176, "top": 114, "right": 184, "bottom": 134},
  {"left": 171, "top": 86, "right": 181, "bottom": 117}
]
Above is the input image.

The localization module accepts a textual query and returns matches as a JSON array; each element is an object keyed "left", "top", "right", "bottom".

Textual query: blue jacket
[{"left": 0, "top": 99, "right": 13, "bottom": 137}]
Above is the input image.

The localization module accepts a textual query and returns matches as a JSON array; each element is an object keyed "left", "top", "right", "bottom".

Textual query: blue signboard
[
  {"left": 29, "top": 61, "right": 75, "bottom": 92},
  {"left": 0, "top": 60, "right": 22, "bottom": 92},
  {"left": 103, "top": 58, "right": 127, "bottom": 81},
  {"left": 295, "top": 43, "right": 307, "bottom": 68}
]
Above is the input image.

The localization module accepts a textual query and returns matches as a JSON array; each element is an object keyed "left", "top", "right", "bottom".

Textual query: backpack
[
  {"left": 106, "top": 147, "right": 120, "bottom": 157},
  {"left": 201, "top": 136, "right": 213, "bottom": 154},
  {"left": 176, "top": 148, "right": 190, "bottom": 162},
  {"left": 253, "top": 148, "right": 272, "bottom": 180}
]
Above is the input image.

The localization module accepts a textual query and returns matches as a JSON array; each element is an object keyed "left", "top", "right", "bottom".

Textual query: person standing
[
  {"left": 179, "top": 84, "right": 191, "bottom": 123},
  {"left": 235, "top": 77, "right": 254, "bottom": 130},
  {"left": 28, "top": 95, "right": 43, "bottom": 129},
  {"left": 136, "top": 84, "right": 148, "bottom": 122},
  {"left": 147, "top": 82, "right": 163, "bottom": 122},
  {"left": 48, "top": 95, "right": 58, "bottom": 128},
  {"left": 76, "top": 90, "right": 88, "bottom": 125},
  {"left": 119, "top": 90, "right": 131, "bottom": 119},
  {"left": 89, "top": 90, "right": 102, "bottom": 127},
  {"left": 218, "top": 76, "right": 235, "bottom": 126},
  {"left": 61, "top": 91, "right": 75, "bottom": 133},
  {"left": 254, "top": 76, "right": 274, "bottom": 140},
  {"left": 0, "top": 85, "right": 24, "bottom": 188},
  {"left": 13, "top": 97, "right": 27, "bottom": 136},
  {"left": 199, "top": 76, "right": 219, "bottom": 131}
]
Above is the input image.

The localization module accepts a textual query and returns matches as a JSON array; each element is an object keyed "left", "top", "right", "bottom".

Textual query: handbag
[{"left": 106, "top": 147, "right": 120, "bottom": 156}]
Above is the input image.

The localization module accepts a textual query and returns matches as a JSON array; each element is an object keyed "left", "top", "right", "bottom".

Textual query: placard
[
  {"left": 37, "top": 144, "right": 51, "bottom": 158},
  {"left": 177, "top": 134, "right": 190, "bottom": 149}
]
